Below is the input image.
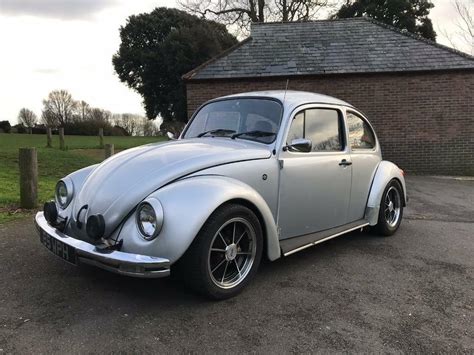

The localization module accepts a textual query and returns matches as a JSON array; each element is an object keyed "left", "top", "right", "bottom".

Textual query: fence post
[
  {"left": 99, "top": 128, "right": 104, "bottom": 148},
  {"left": 19, "top": 148, "right": 38, "bottom": 209},
  {"left": 46, "top": 127, "right": 52, "bottom": 148},
  {"left": 105, "top": 144, "right": 114, "bottom": 159},
  {"left": 59, "top": 127, "right": 65, "bottom": 150}
]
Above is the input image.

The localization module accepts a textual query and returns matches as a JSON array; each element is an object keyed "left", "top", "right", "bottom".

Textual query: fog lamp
[
  {"left": 86, "top": 214, "right": 105, "bottom": 240},
  {"left": 43, "top": 201, "right": 58, "bottom": 225}
]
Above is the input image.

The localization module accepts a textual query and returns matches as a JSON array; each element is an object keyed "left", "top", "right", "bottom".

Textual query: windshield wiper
[
  {"left": 197, "top": 129, "right": 236, "bottom": 138},
  {"left": 231, "top": 130, "right": 276, "bottom": 139}
]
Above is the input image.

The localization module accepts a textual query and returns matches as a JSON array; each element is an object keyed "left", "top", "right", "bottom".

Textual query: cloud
[
  {"left": 0, "top": 0, "right": 118, "bottom": 20},
  {"left": 33, "top": 68, "right": 60, "bottom": 75}
]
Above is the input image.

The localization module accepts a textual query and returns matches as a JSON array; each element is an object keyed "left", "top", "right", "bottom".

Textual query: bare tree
[
  {"left": 439, "top": 0, "right": 473, "bottom": 54},
  {"left": 41, "top": 90, "right": 77, "bottom": 127},
  {"left": 41, "top": 109, "right": 57, "bottom": 127},
  {"left": 454, "top": 0, "right": 473, "bottom": 53},
  {"left": 179, "top": 0, "right": 335, "bottom": 35},
  {"left": 18, "top": 108, "right": 37, "bottom": 128},
  {"left": 140, "top": 117, "right": 158, "bottom": 136},
  {"left": 76, "top": 100, "right": 91, "bottom": 122},
  {"left": 89, "top": 108, "right": 112, "bottom": 125},
  {"left": 116, "top": 113, "right": 141, "bottom": 136}
]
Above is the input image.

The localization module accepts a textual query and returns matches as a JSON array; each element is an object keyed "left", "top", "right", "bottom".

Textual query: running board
[{"left": 281, "top": 220, "right": 369, "bottom": 256}]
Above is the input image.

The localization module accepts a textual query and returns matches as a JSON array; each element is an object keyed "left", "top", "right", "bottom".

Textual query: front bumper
[{"left": 35, "top": 212, "right": 170, "bottom": 278}]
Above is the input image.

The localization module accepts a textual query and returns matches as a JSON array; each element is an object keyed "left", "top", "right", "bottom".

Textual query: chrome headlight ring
[
  {"left": 136, "top": 198, "right": 164, "bottom": 241},
  {"left": 55, "top": 178, "right": 74, "bottom": 209}
]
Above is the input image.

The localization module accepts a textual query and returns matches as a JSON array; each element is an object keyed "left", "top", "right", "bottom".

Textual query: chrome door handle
[{"left": 339, "top": 159, "right": 352, "bottom": 166}]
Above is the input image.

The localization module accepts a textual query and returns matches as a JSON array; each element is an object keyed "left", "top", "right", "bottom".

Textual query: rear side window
[
  {"left": 287, "top": 108, "right": 344, "bottom": 152},
  {"left": 347, "top": 112, "right": 376, "bottom": 150}
]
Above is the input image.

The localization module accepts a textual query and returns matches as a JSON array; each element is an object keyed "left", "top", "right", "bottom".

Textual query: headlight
[
  {"left": 136, "top": 199, "right": 164, "bottom": 240},
  {"left": 55, "top": 179, "right": 73, "bottom": 209}
]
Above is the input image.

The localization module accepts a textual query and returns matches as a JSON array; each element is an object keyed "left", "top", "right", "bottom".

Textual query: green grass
[{"left": 0, "top": 133, "right": 166, "bottom": 224}]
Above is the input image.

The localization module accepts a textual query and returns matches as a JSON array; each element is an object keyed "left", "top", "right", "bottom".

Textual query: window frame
[
  {"left": 284, "top": 106, "right": 347, "bottom": 154},
  {"left": 345, "top": 109, "right": 378, "bottom": 152}
]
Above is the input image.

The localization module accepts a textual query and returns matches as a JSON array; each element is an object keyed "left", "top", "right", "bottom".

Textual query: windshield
[{"left": 183, "top": 98, "right": 283, "bottom": 144}]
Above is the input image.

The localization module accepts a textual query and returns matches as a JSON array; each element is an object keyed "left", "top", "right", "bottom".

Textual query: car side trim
[{"left": 281, "top": 219, "right": 369, "bottom": 256}]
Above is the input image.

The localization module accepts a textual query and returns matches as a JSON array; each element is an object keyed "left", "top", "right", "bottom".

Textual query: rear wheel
[
  {"left": 375, "top": 179, "right": 404, "bottom": 236},
  {"left": 178, "top": 203, "right": 263, "bottom": 299}
]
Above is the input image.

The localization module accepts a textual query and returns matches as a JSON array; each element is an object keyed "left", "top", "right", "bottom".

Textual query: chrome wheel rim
[
  {"left": 384, "top": 186, "right": 401, "bottom": 227},
  {"left": 207, "top": 217, "right": 257, "bottom": 289}
]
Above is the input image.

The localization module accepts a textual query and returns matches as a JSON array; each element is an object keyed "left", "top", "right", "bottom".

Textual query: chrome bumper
[{"left": 35, "top": 212, "right": 170, "bottom": 278}]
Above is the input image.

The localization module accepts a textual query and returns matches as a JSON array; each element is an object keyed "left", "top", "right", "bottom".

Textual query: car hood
[{"left": 72, "top": 138, "right": 272, "bottom": 237}]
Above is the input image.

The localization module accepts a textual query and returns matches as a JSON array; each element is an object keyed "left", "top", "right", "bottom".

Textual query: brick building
[{"left": 184, "top": 18, "right": 474, "bottom": 175}]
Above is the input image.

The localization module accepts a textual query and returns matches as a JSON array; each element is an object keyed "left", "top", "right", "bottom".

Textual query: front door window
[{"left": 286, "top": 108, "right": 344, "bottom": 152}]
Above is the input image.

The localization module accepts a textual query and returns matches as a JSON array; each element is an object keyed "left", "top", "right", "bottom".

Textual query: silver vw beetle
[{"left": 35, "top": 91, "right": 406, "bottom": 299}]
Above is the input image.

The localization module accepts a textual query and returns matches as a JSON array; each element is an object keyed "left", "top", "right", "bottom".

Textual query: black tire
[
  {"left": 375, "top": 179, "right": 404, "bottom": 236},
  {"left": 176, "top": 203, "right": 263, "bottom": 300}
]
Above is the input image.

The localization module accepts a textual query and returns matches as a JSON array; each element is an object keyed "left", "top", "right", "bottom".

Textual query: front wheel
[
  {"left": 178, "top": 203, "right": 263, "bottom": 299},
  {"left": 375, "top": 179, "right": 404, "bottom": 236}
]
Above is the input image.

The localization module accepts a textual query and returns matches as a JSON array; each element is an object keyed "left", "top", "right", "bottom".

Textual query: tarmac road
[{"left": 0, "top": 176, "right": 473, "bottom": 353}]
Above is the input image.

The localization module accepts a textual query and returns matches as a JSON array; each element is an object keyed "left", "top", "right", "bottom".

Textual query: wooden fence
[{"left": 18, "top": 129, "right": 114, "bottom": 209}]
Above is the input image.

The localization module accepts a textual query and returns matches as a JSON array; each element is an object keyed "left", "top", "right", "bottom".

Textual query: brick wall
[{"left": 186, "top": 70, "right": 474, "bottom": 175}]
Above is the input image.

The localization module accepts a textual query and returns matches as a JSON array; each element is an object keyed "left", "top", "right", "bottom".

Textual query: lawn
[{"left": 0, "top": 133, "right": 166, "bottom": 224}]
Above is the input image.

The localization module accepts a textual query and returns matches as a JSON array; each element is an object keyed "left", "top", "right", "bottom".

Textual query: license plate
[{"left": 39, "top": 229, "right": 77, "bottom": 264}]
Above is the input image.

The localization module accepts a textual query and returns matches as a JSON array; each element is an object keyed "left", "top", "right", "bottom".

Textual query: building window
[{"left": 347, "top": 112, "right": 376, "bottom": 150}]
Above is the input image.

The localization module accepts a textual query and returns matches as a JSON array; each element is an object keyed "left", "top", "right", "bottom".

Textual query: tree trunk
[
  {"left": 59, "top": 127, "right": 65, "bottom": 150},
  {"left": 282, "top": 0, "right": 288, "bottom": 21},
  {"left": 258, "top": 0, "right": 265, "bottom": 22},
  {"left": 19, "top": 148, "right": 38, "bottom": 209},
  {"left": 248, "top": 0, "right": 259, "bottom": 22}
]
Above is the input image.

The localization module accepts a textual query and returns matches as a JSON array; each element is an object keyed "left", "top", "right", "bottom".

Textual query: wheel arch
[
  {"left": 135, "top": 175, "right": 281, "bottom": 264},
  {"left": 365, "top": 161, "right": 407, "bottom": 225},
  {"left": 391, "top": 177, "right": 406, "bottom": 207},
  {"left": 219, "top": 197, "right": 269, "bottom": 261}
]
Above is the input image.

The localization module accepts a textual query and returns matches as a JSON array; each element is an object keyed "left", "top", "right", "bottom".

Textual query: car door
[
  {"left": 345, "top": 110, "right": 381, "bottom": 221},
  {"left": 277, "top": 105, "right": 352, "bottom": 240}
]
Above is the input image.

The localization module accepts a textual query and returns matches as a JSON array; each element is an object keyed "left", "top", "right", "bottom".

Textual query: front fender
[
  {"left": 117, "top": 175, "right": 281, "bottom": 264},
  {"left": 67, "top": 164, "right": 99, "bottom": 192},
  {"left": 365, "top": 160, "right": 407, "bottom": 225},
  {"left": 56, "top": 164, "right": 98, "bottom": 219}
]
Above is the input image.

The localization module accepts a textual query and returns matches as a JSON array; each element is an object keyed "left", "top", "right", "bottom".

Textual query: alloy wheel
[
  {"left": 207, "top": 217, "right": 257, "bottom": 289},
  {"left": 384, "top": 186, "right": 401, "bottom": 227}
]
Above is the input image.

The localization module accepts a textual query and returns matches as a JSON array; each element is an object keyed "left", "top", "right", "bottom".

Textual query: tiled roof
[{"left": 184, "top": 17, "right": 474, "bottom": 80}]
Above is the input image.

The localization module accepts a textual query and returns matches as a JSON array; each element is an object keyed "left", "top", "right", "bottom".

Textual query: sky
[{"left": 0, "top": 0, "right": 471, "bottom": 125}]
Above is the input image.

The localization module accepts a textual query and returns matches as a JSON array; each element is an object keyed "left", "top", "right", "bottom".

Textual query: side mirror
[
  {"left": 166, "top": 132, "right": 176, "bottom": 140},
  {"left": 287, "top": 138, "right": 312, "bottom": 152}
]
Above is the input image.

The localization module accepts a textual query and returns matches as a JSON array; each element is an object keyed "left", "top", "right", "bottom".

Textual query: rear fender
[{"left": 365, "top": 161, "right": 406, "bottom": 225}]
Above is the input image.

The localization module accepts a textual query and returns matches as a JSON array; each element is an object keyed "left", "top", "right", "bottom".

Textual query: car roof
[{"left": 217, "top": 90, "right": 354, "bottom": 111}]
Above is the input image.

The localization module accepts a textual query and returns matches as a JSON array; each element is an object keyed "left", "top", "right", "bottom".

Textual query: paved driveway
[{"left": 0, "top": 176, "right": 473, "bottom": 353}]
